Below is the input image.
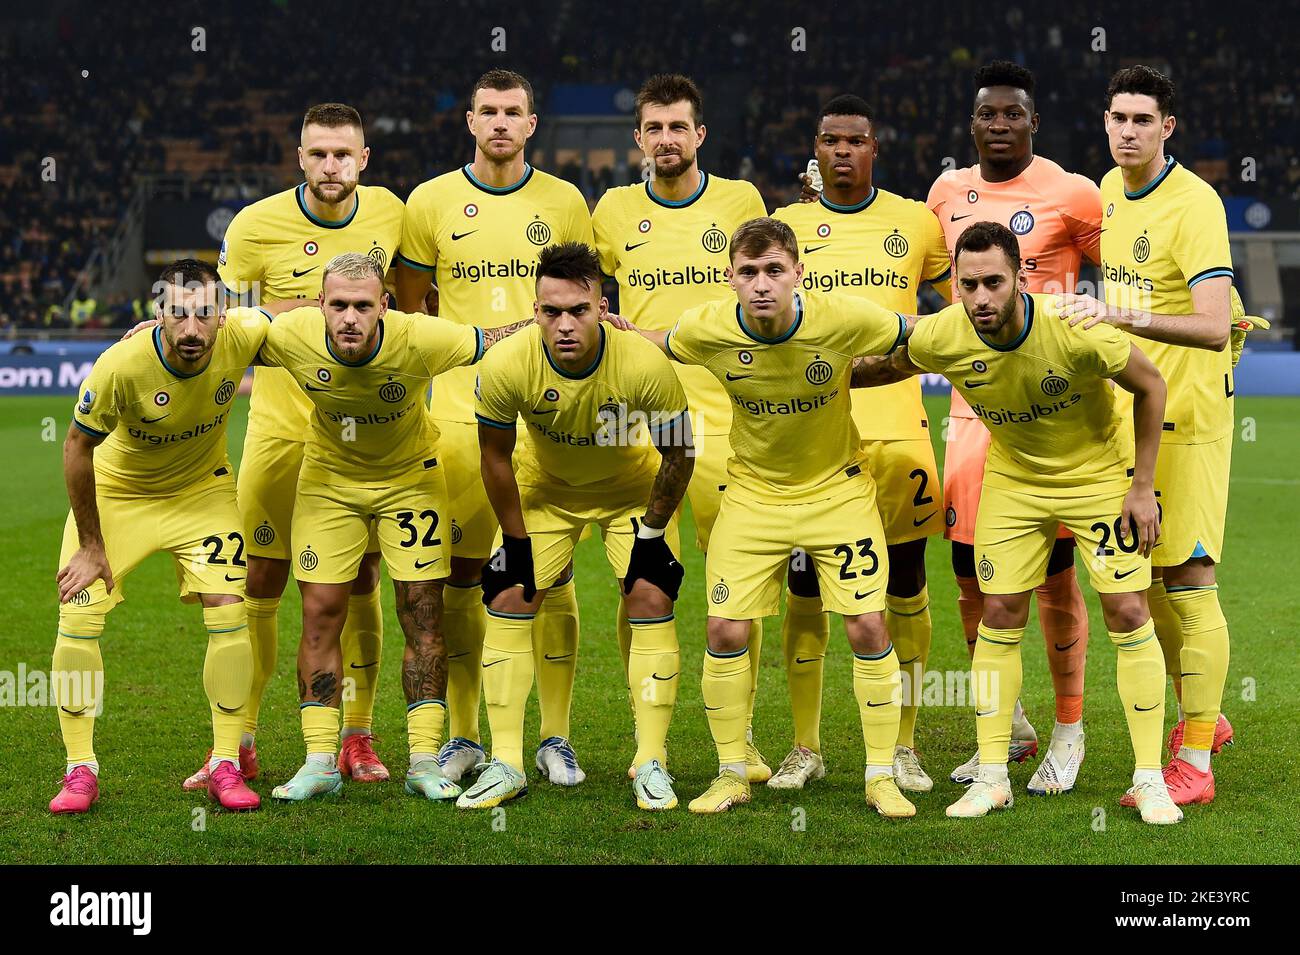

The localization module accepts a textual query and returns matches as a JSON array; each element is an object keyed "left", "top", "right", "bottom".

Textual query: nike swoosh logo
[
  {"left": 350, "top": 661, "right": 379, "bottom": 669},
  {"left": 704, "top": 705, "right": 723, "bottom": 711},
  {"left": 975, "top": 709, "right": 996, "bottom": 717},
  {"left": 224, "top": 574, "right": 243, "bottom": 582},
  {"left": 414, "top": 558, "right": 438, "bottom": 569},
  {"left": 544, "top": 653, "right": 573, "bottom": 661},
  {"left": 1054, "top": 639, "right": 1080, "bottom": 652},
  {"left": 448, "top": 651, "right": 469, "bottom": 660},
  {"left": 1113, "top": 568, "right": 1139, "bottom": 580},
  {"left": 482, "top": 659, "right": 507, "bottom": 669},
  {"left": 1134, "top": 703, "right": 1160, "bottom": 711},
  {"left": 305, "top": 383, "right": 328, "bottom": 392},
  {"left": 61, "top": 706, "right": 87, "bottom": 716},
  {"left": 725, "top": 373, "right": 753, "bottom": 381},
  {"left": 898, "top": 656, "right": 920, "bottom": 665},
  {"left": 912, "top": 512, "right": 937, "bottom": 527},
  {"left": 217, "top": 702, "right": 240, "bottom": 713},
  {"left": 140, "top": 415, "right": 167, "bottom": 424},
  {"left": 794, "top": 656, "right": 822, "bottom": 664},
  {"left": 651, "top": 672, "right": 678, "bottom": 681},
  {"left": 802, "top": 244, "right": 829, "bottom": 254},
  {"left": 530, "top": 408, "right": 558, "bottom": 416},
  {"left": 452, "top": 231, "right": 478, "bottom": 241},
  {"left": 291, "top": 267, "right": 318, "bottom": 278},
  {"left": 854, "top": 588, "right": 879, "bottom": 600},
  {"left": 624, "top": 240, "right": 650, "bottom": 251},
  {"left": 1180, "top": 672, "right": 1203, "bottom": 677},
  {"left": 963, "top": 380, "right": 989, "bottom": 388},
  {"left": 866, "top": 700, "right": 890, "bottom": 707},
  {"left": 950, "top": 213, "right": 972, "bottom": 222}
]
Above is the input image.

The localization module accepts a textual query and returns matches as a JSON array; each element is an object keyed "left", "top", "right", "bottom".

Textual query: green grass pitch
[{"left": 1, "top": 395, "right": 1295, "bottom": 863}]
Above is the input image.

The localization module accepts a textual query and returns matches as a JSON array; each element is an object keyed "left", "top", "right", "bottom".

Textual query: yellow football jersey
[
  {"left": 907, "top": 293, "right": 1134, "bottom": 496},
  {"left": 666, "top": 289, "right": 905, "bottom": 504},
  {"left": 218, "top": 183, "right": 406, "bottom": 441},
  {"left": 1100, "top": 158, "right": 1235, "bottom": 444},
  {"left": 258, "top": 308, "right": 482, "bottom": 487},
  {"left": 592, "top": 172, "right": 767, "bottom": 437},
  {"left": 398, "top": 164, "right": 594, "bottom": 424},
  {"left": 475, "top": 324, "right": 687, "bottom": 491},
  {"left": 773, "top": 188, "right": 950, "bottom": 440},
  {"left": 73, "top": 308, "right": 270, "bottom": 495}
]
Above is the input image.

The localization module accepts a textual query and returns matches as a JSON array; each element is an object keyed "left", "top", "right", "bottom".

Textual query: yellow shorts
[
  {"left": 683, "top": 430, "right": 731, "bottom": 553},
  {"left": 861, "top": 437, "right": 942, "bottom": 544},
  {"left": 1151, "top": 436, "right": 1231, "bottom": 568},
  {"left": 292, "top": 463, "right": 452, "bottom": 584},
  {"left": 974, "top": 481, "right": 1151, "bottom": 595},
  {"left": 439, "top": 419, "right": 499, "bottom": 560},
  {"left": 494, "top": 481, "right": 682, "bottom": 590},
  {"left": 238, "top": 428, "right": 378, "bottom": 561},
  {"left": 705, "top": 469, "right": 890, "bottom": 619},
  {"left": 943, "top": 415, "right": 1071, "bottom": 545},
  {"left": 59, "top": 470, "right": 246, "bottom": 616}
]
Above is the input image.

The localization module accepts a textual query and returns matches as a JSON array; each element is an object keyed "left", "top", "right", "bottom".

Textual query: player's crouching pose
[
  {"left": 640, "top": 217, "right": 921, "bottom": 817},
  {"left": 51, "top": 260, "right": 268, "bottom": 814},
  {"left": 463, "top": 242, "right": 694, "bottom": 811},
  {"left": 855, "top": 222, "right": 1181, "bottom": 824},
  {"left": 257, "top": 253, "right": 530, "bottom": 802}
]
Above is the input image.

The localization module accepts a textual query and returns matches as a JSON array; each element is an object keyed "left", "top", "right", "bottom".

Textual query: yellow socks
[
  {"left": 781, "top": 591, "right": 830, "bottom": 752},
  {"left": 482, "top": 609, "right": 536, "bottom": 773},
  {"left": 407, "top": 699, "right": 448, "bottom": 760},
  {"left": 52, "top": 627, "right": 104, "bottom": 768},
  {"left": 442, "top": 581, "right": 486, "bottom": 743},
  {"left": 852, "top": 645, "right": 902, "bottom": 768},
  {"left": 301, "top": 702, "right": 340, "bottom": 756},
  {"left": 1167, "top": 586, "right": 1230, "bottom": 750},
  {"left": 886, "top": 588, "right": 931, "bottom": 749},
  {"left": 627, "top": 615, "right": 679, "bottom": 766},
  {"left": 535, "top": 578, "right": 579, "bottom": 742},
  {"left": 340, "top": 588, "right": 383, "bottom": 733},
  {"left": 1111, "top": 619, "right": 1165, "bottom": 770},
  {"left": 1147, "top": 578, "right": 1184, "bottom": 701},
  {"left": 702, "top": 647, "right": 750, "bottom": 767},
  {"left": 202, "top": 603, "right": 253, "bottom": 761},
  {"left": 243, "top": 595, "right": 279, "bottom": 736},
  {"left": 745, "top": 620, "right": 763, "bottom": 732},
  {"left": 973, "top": 623, "right": 1024, "bottom": 767}
]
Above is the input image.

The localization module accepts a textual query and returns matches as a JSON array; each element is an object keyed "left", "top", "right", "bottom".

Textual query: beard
[
  {"left": 307, "top": 176, "right": 358, "bottom": 207},
  {"left": 653, "top": 151, "right": 695, "bottom": 181},
  {"left": 971, "top": 294, "right": 1018, "bottom": 334}
]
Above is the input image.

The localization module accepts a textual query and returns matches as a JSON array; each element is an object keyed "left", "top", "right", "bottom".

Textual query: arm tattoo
[
  {"left": 850, "top": 352, "right": 914, "bottom": 389},
  {"left": 395, "top": 580, "right": 448, "bottom": 704},
  {"left": 480, "top": 318, "right": 534, "bottom": 352},
  {"left": 643, "top": 443, "right": 693, "bottom": 530}
]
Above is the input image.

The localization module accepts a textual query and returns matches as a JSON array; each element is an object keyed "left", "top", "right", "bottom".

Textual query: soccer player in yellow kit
[
  {"left": 770, "top": 94, "right": 952, "bottom": 792},
  {"left": 188, "top": 103, "right": 406, "bottom": 790},
  {"left": 640, "top": 218, "right": 920, "bottom": 817},
  {"left": 50, "top": 261, "right": 267, "bottom": 814},
  {"left": 855, "top": 222, "right": 1181, "bottom": 824},
  {"left": 592, "top": 73, "right": 771, "bottom": 781},
  {"left": 396, "top": 70, "right": 595, "bottom": 786},
  {"left": 461, "top": 242, "right": 695, "bottom": 810},
  {"left": 1058, "top": 66, "right": 1240, "bottom": 806},
  {"left": 258, "top": 254, "right": 530, "bottom": 802}
]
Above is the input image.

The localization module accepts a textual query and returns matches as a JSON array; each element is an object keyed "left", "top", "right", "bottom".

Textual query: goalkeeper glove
[
  {"left": 481, "top": 534, "right": 536, "bottom": 605},
  {"left": 1229, "top": 286, "right": 1271, "bottom": 368},
  {"left": 622, "top": 522, "right": 684, "bottom": 601}
]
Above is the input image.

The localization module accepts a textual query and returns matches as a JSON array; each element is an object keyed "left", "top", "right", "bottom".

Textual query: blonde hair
[{"left": 322, "top": 252, "right": 384, "bottom": 285}]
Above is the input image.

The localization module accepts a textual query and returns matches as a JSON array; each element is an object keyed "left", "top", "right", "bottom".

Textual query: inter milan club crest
[
  {"left": 368, "top": 245, "right": 388, "bottom": 272},
  {"left": 1133, "top": 232, "right": 1151, "bottom": 263},
  {"left": 711, "top": 582, "right": 730, "bottom": 604},
  {"left": 1010, "top": 210, "right": 1035, "bottom": 235},
  {"left": 701, "top": 224, "right": 727, "bottom": 253},
  {"left": 1041, "top": 370, "right": 1069, "bottom": 397},
  {"left": 214, "top": 379, "right": 235, "bottom": 405},
  {"left": 805, "top": 355, "right": 833, "bottom": 385},
  {"left": 526, "top": 217, "right": 552, "bottom": 246},
  {"left": 379, "top": 378, "right": 407, "bottom": 403},
  {"left": 253, "top": 523, "right": 276, "bottom": 546},
  {"left": 883, "top": 230, "right": 909, "bottom": 258},
  {"left": 451, "top": 521, "right": 463, "bottom": 545},
  {"left": 299, "top": 548, "right": 319, "bottom": 572},
  {"left": 70, "top": 589, "right": 91, "bottom": 606},
  {"left": 978, "top": 558, "right": 995, "bottom": 581}
]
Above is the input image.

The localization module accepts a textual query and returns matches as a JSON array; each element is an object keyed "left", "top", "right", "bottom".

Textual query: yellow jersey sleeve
[
  {"left": 1174, "top": 189, "right": 1234, "bottom": 291},
  {"left": 217, "top": 207, "right": 264, "bottom": 297},
  {"left": 591, "top": 189, "right": 622, "bottom": 277},
  {"left": 831, "top": 294, "right": 908, "bottom": 358},
  {"left": 921, "top": 208, "right": 953, "bottom": 284},
  {"left": 473, "top": 343, "right": 520, "bottom": 429},
  {"left": 72, "top": 347, "right": 124, "bottom": 438},
  {"left": 411, "top": 313, "right": 483, "bottom": 379},
  {"left": 664, "top": 302, "right": 718, "bottom": 367},
  {"left": 396, "top": 181, "right": 439, "bottom": 272},
  {"left": 1070, "top": 320, "right": 1132, "bottom": 380},
  {"left": 623, "top": 331, "right": 689, "bottom": 429}
]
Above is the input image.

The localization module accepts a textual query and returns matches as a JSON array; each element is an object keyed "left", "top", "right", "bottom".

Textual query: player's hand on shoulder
[
  {"left": 797, "top": 172, "right": 821, "bottom": 204},
  {"left": 57, "top": 545, "right": 114, "bottom": 603},
  {"left": 1055, "top": 293, "right": 1116, "bottom": 330},
  {"left": 481, "top": 534, "right": 537, "bottom": 605},
  {"left": 120, "top": 319, "right": 158, "bottom": 341},
  {"left": 603, "top": 312, "right": 637, "bottom": 332}
]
